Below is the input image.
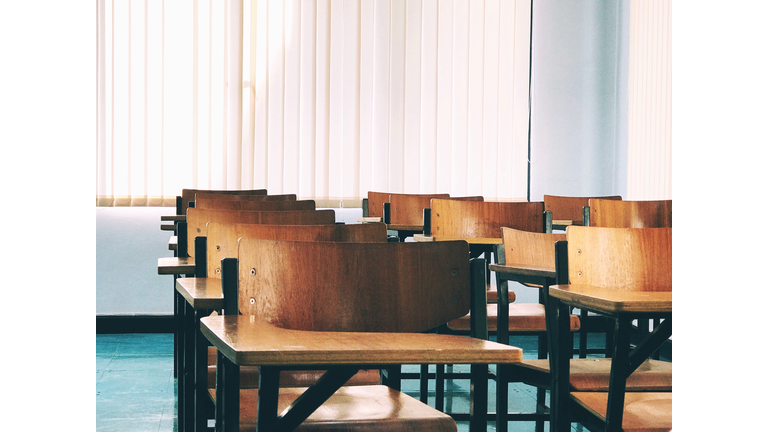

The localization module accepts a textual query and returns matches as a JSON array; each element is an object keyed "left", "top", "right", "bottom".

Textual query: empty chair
[
  {"left": 203, "top": 238, "right": 523, "bottom": 432},
  {"left": 543, "top": 194, "right": 622, "bottom": 230}
]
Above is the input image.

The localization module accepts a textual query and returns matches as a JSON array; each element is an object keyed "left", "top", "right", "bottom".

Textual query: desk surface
[
  {"left": 489, "top": 263, "right": 556, "bottom": 279},
  {"left": 549, "top": 284, "right": 672, "bottom": 314},
  {"left": 157, "top": 257, "right": 196, "bottom": 275},
  {"left": 176, "top": 277, "right": 222, "bottom": 309},
  {"left": 201, "top": 315, "right": 522, "bottom": 367},
  {"left": 412, "top": 234, "right": 502, "bottom": 245}
]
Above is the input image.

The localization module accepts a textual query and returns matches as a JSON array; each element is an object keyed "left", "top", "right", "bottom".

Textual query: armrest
[
  {"left": 201, "top": 315, "right": 522, "bottom": 367},
  {"left": 161, "top": 215, "right": 187, "bottom": 222},
  {"left": 549, "top": 284, "right": 672, "bottom": 314},
  {"left": 489, "top": 263, "right": 556, "bottom": 279},
  {"left": 157, "top": 256, "right": 196, "bottom": 275},
  {"left": 176, "top": 277, "right": 223, "bottom": 309}
]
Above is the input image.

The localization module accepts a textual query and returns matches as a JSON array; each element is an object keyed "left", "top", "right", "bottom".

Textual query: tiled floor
[{"left": 96, "top": 333, "right": 620, "bottom": 432}]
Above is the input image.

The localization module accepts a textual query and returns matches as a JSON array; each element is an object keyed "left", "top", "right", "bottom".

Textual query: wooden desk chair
[
  {"left": 183, "top": 208, "right": 336, "bottom": 258},
  {"left": 181, "top": 188, "right": 268, "bottom": 215},
  {"left": 548, "top": 227, "right": 672, "bottom": 432},
  {"left": 543, "top": 195, "right": 622, "bottom": 230},
  {"left": 492, "top": 228, "right": 670, "bottom": 432},
  {"left": 362, "top": 191, "right": 393, "bottom": 220},
  {"left": 176, "top": 222, "right": 388, "bottom": 432},
  {"left": 416, "top": 199, "right": 559, "bottom": 419},
  {"left": 206, "top": 238, "right": 514, "bottom": 432},
  {"left": 195, "top": 197, "right": 314, "bottom": 212},
  {"left": 584, "top": 198, "right": 672, "bottom": 359},
  {"left": 385, "top": 194, "right": 483, "bottom": 241},
  {"left": 193, "top": 192, "right": 297, "bottom": 207}
]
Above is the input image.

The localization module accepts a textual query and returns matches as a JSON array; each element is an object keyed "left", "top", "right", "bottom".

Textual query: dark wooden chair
[
  {"left": 203, "top": 238, "right": 522, "bottom": 432},
  {"left": 548, "top": 226, "right": 672, "bottom": 432},
  {"left": 384, "top": 194, "right": 483, "bottom": 241},
  {"left": 162, "top": 188, "right": 269, "bottom": 229},
  {"left": 175, "top": 222, "right": 389, "bottom": 432},
  {"left": 491, "top": 227, "right": 670, "bottom": 432}
]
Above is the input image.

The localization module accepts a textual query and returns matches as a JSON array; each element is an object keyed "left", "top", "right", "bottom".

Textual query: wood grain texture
[
  {"left": 157, "top": 256, "right": 195, "bottom": 275},
  {"left": 565, "top": 226, "right": 672, "bottom": 292},
  {"left": 175, "top": 277, "right": 223, "bottom": 309},
  {"left": 205, "top": 222, "right": 388, "bottom": 278},
  {"left": 549, "top": 285, "right": 672, "bottom": 314},
  {"left": 571, "top": 392, "right": 672, "bottom": 432},
  {"left": 181, "top": 189, "right": 267, "bottom": 215},
  {"left": 543, "top": 195, "right": 622, "bottom": 225},
  {"left": 237, "top": 239, "right": 470, "bottom": 333},
  {"left": 589, "top": 199, "right": 671, "bottom": 228},
  {"left": 447, "top": 303, "right": 580, "bottom": 332},
  {"left": 366, "top": 191, "right": 390, "bottom": 218},
  {"left": 195, "top": 198, "right": 314, "bottom": 211},
  {"left": 518, "top": 358, "right": 672, "bottom": 392},
  {"left": 387, "top": 193, "right": 450, "bottom": 225},
  {"left": 200, "top": 315, "right": 523, "bottom": 366},
  {"left": 501, "top": 227, "right": 564, "bottom": 269},
  {"left": 431, "top": 199, "right": 544, "bottom": 239},
  {"left": 234, "top": 385, "right": 458, "bottom": 432},
  {"left": 185, "top": 209, "right": 336, "bottom": 257}
]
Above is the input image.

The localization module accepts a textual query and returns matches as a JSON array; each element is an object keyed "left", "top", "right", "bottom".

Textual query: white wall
[{"left": 96, "top": 206, "right": 362, "bottom": 315}]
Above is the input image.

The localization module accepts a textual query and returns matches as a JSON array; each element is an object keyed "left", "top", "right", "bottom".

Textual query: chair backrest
[
  {"left": 181, "top": 189, "right": 267, "bottom": 214},
  {"left": 366, "top": 191, "right": 392, "bottom": 219},
  {"left": 430, "top": 199, "right": 545, "bottom": 239},
  {"left": 205, "top": 222, "right": 388, "bottom": 278},
  {"left": 588, "top": 199, "right": 671, "bottom": 228},
  {"left": 186, "top": 208, "right": 336, "bottom": 257},
  {"left": 566, "top": 226, "right": 671, "bottom": 292},
  {"left": 543, "top": 195, "right": 622, "bottom": 226},
  {"left": 500, "top": 227, "right": 565, "bottom": 269},
  {"left": 386, "top": 193, "right": 453, "bottom": 225},
  {"left": 195, "top": 197, "right": 315, "bottom": 212},
  {"left": 237, "top": 239, "right": 471, "bottom": 332}
]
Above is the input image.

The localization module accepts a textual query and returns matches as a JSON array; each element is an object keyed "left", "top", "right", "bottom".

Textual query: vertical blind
[
  {"left": 97, "top": 0, "right": 532, "bottom": 207},
  {"left": 627, "top": 0, "right": 672, "bottom": 200}
]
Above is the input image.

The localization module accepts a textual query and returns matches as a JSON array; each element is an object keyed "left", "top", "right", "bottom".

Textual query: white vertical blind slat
[{"left": 97, "top": 0, "right": 531, "bottom": 206}]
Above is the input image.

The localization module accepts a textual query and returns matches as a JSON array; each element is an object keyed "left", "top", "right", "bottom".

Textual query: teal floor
[{"left": 96, "top": 333, "right": 615, "bottom": 432}]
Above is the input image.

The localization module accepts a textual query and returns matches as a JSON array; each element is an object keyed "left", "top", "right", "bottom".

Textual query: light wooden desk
[
  {"left": 547, "top": 285, "right": 672, "bottom": 432},
  {"left": 201, "top": 314, "right": 523, "bottom": 432}
]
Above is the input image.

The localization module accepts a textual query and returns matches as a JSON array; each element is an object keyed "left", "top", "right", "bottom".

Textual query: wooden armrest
[
  {"left": 176, "top": 277, "right": 223, "bottom": 309},
  {"left": 200, "top": 315, "right": 522, "bottom": 367},
  {"left": 168, "top": 236, "right": 177, "bottom": 250},
  {"left": 160, "top": 224, "right": 176, "bottom": 231},
  {"left": 157, "top": 256, "right": 196, "bottom": 275},
  {"left": 489, "top": 263, "right": 556, "bottom": 279},
  {"left": 549, "top": 284, "right": 672, "bottom": 314},
  {"left": 161, "top": 215, "right": 186, "bottom": 222},
  {"left": 357, "top": 217, "right": 382, "bottom": 223}
]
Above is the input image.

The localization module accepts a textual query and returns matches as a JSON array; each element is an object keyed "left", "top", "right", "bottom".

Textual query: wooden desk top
[
  {"left": 488, "top": 263, "right": 556, "bottom": 279},
  {"left": 175, "top": 277, "right": 223, "bottom": 309},
  {"left": 549, "top": 284, "right": 671, "bottom": 314},
  {"left": 201, "top": 315, "right": 522, "bottom": 367},
  {"left": 161, "top": 215, "right": 186, "bottom": 222},
  {"left": 157, "top": 257, "right": 196, "bottom": 275},
  {"left": 412, "top": 234, "right": 502, "bottom": 245},
  {"left": 357, "top": 217, "right": 382, "bottom": 223}
]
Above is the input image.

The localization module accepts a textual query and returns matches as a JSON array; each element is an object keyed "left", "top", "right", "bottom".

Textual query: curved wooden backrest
[
  {"left": 431, "top": 199, "right": 545, "bottom": 239},
  {"left": 181, "top": 189, "right": 267, "bottom": 214},
  {"left": 186, "top": 208, "right": 336, "bottom": 257},
  {"left": 566, "top": 226, "right": 671, "bottom": 292},
  {"left": 543, "top": 195, "right": 622, "bottom": 225},
  {"left": 196, "top": 198, "right": 315, "bottom": 212},
  {"left": 195, "top": 193, "right": 297, "bottom": 205},
  {"left": 589, "top": 199, "right": 671, "bottom": 228},
  {"left": 206, "top": 222, "right": 388, "bottom": 278},
  {"left": 387, "top": 193, "right": 452, "bottom": 225},
  {"left": 237, "top": 239, "right": 471, "bottom": 333},
  {"left": 501, "top": 227, "right": 565, "bottom": 268},
  {"left": 366, "top": 191, "right": 391, "bottom": 218}
]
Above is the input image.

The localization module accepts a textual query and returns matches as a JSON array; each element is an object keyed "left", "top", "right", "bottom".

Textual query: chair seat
[
  {"left": 207, "top": 347, "right": 381, "bottom": 388},
  {"left": 512, "top": 358, "right": 672, "bottom": 391},
  {"left": 446, "top": 303, "right": 580, "bottom": 332},
  {"left": 571, "top": 391, "right": 672, "bottom": 432},
  {"left": 209, "top": 385, "right": 458, "bottom": 432}
]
